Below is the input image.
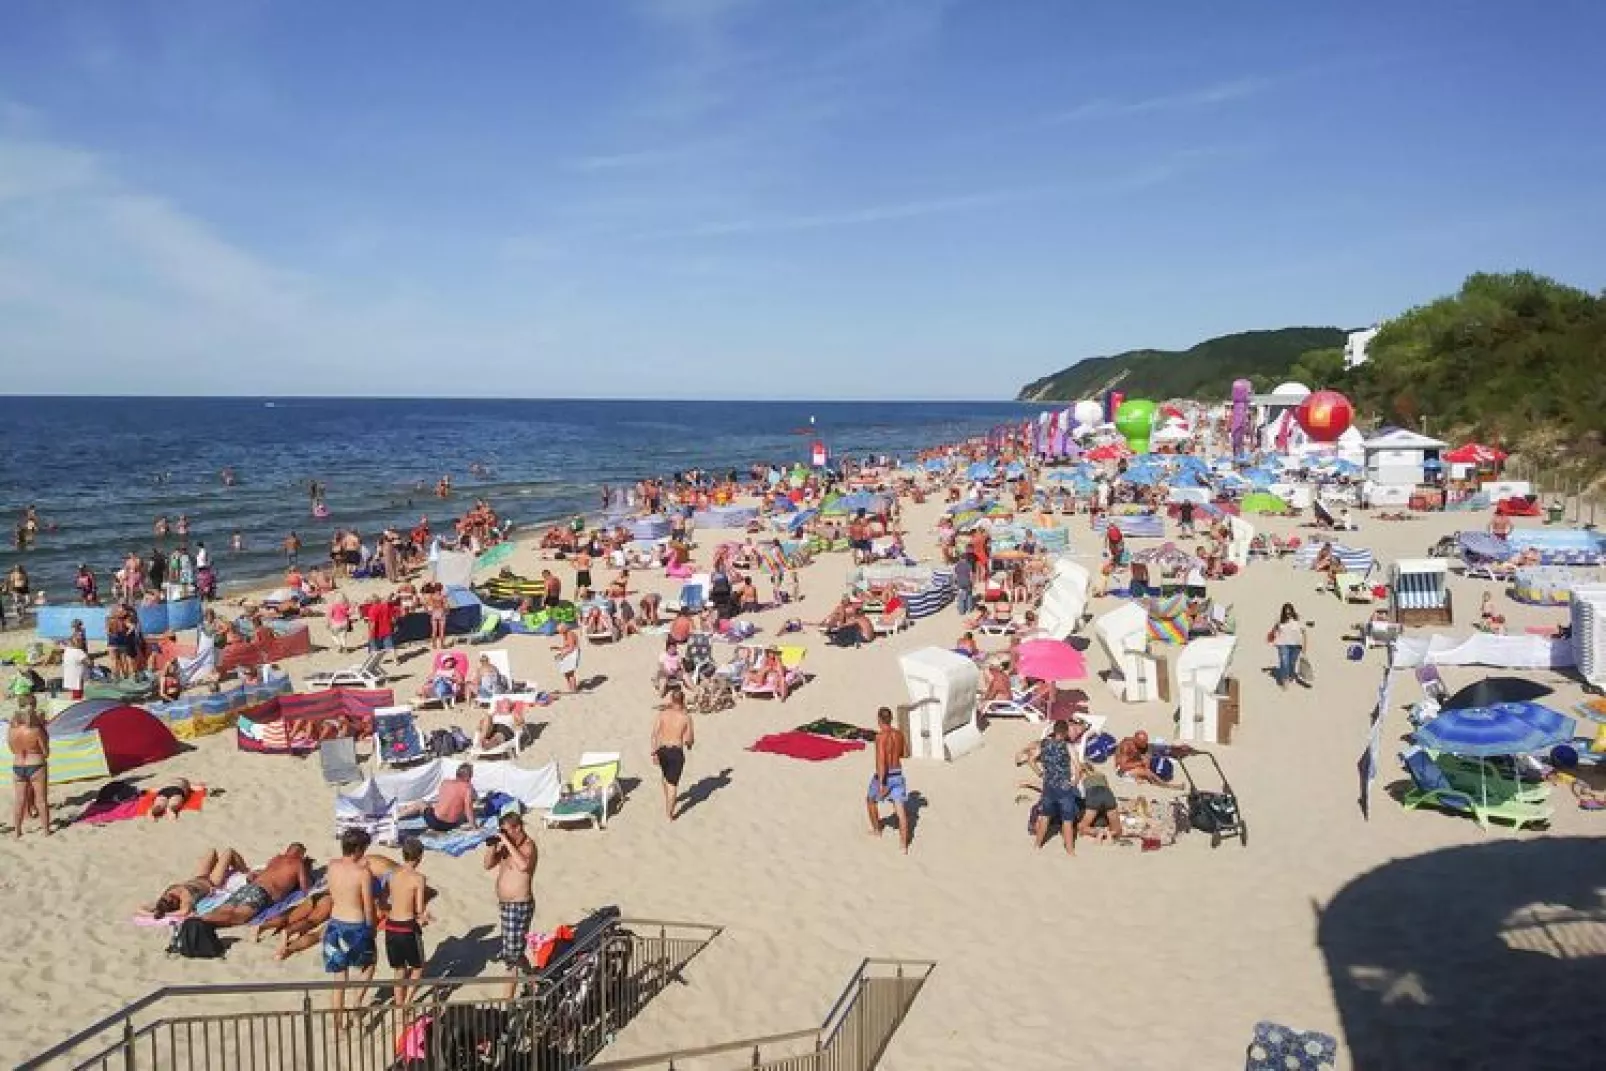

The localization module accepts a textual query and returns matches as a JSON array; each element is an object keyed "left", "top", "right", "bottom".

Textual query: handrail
[
  {"left": 586, "top": 1028, "right": 824, "bottom": 1069},
  {"left": 20, "top": 915, "right": 723, "bottom": 1070}
]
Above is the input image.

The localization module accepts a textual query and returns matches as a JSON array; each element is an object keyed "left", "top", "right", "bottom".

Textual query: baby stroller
[{"left": 1176, "top": 749, "right": 1246, "bottom": 848}]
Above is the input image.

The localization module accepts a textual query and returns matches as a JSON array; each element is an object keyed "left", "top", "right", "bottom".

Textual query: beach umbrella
[
  {"left": 827, "top": 491, "right": 886, "bottom": 515},
  {"left": 1004, "top": 461, "right": 1026, "bottom": 478},
  {"left": 1015, "top": 639, "right": 1087, "bottom": 682},
  {"left": 1414, "top": 702, "right": 1574, "bottom": 758},
  {"left": 967, "top": 461, "right": 996, "bottom": 480},
  {"left": 923, "top": 458, "right": 947, "bottom": 472},
  {"left": 1442, "top": 677, "right": 1553, "bottom": 711}
]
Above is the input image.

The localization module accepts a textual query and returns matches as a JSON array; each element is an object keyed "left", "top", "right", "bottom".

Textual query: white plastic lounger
[
  {"left": 305, "top": 650, "right": 386, "bottom": 690},
  {"left": 475, "top": 650, "right": 537, "bottom": 708}
]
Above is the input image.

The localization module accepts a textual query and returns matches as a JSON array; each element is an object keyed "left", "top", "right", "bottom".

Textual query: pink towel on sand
[
  {"left": 748, "top": 731, "right": 865, "bottom": 762},
  {"left": 78, "top": 797, "right": 142, "bottom": 825}
]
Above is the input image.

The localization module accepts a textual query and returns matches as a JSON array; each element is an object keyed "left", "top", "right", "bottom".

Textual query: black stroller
[{"left": 1176, "top": 749, "right": 1246, "bottom": 848}]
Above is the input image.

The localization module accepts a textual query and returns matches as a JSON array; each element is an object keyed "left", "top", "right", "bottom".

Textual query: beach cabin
[
  {"left": 1092, "top": 602, "right": 1163, "bottom": 703},
  {"left": 898, "top": 648, "right": 981, "bottom": 761},
  {"left": 1036, "top": 558, "right": 1091, "bottom": 639},
  {"left": 1361, "top": 429, "right": 1445, "bottom": 508},
  {"left": 1175, "top": 636, "right": 1240, "bottom": 745}
]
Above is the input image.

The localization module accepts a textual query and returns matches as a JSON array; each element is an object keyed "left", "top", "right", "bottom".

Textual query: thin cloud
[
  {"left": 1043, "top": 77, "right": 1268, "bottom": 125},
  {"left": 633, "top": 187, "right": 1036, "bottom": 240}
]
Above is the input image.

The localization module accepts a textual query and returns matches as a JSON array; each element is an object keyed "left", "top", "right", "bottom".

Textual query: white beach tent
[
  {"left": 1175, "top": 635, "right": 1238, "bottom": 744},
  {"left": 898, "top": 647, "right": 982, "bottom": 761},
  {"left": 1092, "top": 602, "right": 1161, "bottom": 702}
]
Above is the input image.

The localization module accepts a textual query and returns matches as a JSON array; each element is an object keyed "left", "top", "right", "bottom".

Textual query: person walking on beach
[
  {"left": 1019, "top": 719, "right": 1084, "bottom": 856},
  {"left": 650, "top": 685, "right": 695, "bottom": 821},
  {"left": 383, "top": 836, "right": 431, "bottom": 1014},
  {"left": 866, "top": 707, "right": 911, "bottom": 853},
  {"left": 552, "top": 623, "right": 580, "bottom": 692},
  {"left": 284, "top": 530, "right": 302, "bottom": 567},
  {"left": 1268, "top": 602, "right": 1308, "bottom": 689},
  {"left": 484, "top": 811, "right": 537, "bottom": 997},
  {"left": 363, "top": 594, "right": 401, "bottom": 674},
  {"left": 8, "top": 697, "right": 50, "bottom": 838},
  {"left": 325, "top": 828, "right": 378, "bottom": 1031}
]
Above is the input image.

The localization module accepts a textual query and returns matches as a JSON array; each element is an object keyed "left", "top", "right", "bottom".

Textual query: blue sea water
[{"left": 0, "top": 397, "right": 1029, "bottom": 598}]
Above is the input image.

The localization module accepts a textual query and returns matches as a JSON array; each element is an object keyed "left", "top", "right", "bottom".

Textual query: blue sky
[{"left": 2, "top": 0, "right": 1603, "bottom": 399}]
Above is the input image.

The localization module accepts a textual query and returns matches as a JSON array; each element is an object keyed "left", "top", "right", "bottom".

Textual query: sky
[{"left": 2, "top": 0, "right": 1604, "bottom": 400}]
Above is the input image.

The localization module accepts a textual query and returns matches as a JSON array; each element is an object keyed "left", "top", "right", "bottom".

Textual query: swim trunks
[
  {"left": 323, "top": 918, "right": 376, "bottom": 973},
  {"left": 499, "top": 900, "right": 535, "bottom": 966},
  {"left": 223, "top": 882, "right": 274, "bottom": 916},
  {"left": 866, "top": 770, "right": 908, "bottom": 804},
  {"left": 384, "top": 919, "right": 425, "bottom": 970},
  {"left": 655, "top": 745, "right": 686, "bottom": 786}
]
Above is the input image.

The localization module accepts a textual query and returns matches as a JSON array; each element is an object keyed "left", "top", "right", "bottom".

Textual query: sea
[{"left": 0, "top": 397, "right": 1032, "bottom": 599}]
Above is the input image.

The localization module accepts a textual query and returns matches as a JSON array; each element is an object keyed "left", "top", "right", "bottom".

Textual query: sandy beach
[{"left": 4, "top": 488, "right": 1604, "bottom": 1070}]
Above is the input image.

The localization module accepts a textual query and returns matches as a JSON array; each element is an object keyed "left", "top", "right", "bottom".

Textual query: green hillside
[{"left": 1015, "top": 326, "right": 1348, "bottom": 402}]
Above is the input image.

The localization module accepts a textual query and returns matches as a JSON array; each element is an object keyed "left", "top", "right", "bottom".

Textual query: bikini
[{"left": 11, "top": 763, "right": 43, "bottom": 781}]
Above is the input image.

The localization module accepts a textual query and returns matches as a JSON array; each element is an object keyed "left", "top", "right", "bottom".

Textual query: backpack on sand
[{"left": 168, "top": 917, "right": 225, "bottom": 959}]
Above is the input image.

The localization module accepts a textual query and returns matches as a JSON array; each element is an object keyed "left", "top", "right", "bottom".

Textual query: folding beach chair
[
  {"left": 1398, "top": 747, "right": 1553, "bottom": 831},
  {"left": 318, "top": 736, "right": 363, "bottom": 786},
  {"left": 474, "top": 650, "right": 535, "bottom": 708},
  {"left": 372, "top": 706, "right": 428, "bottom": 768},
  {"left": 981, "top": 683, "right": 1049, "bottom": 723},
  {"left": 543, "top": 752, "right": 624, "bottom": 830},
  {"left": 471, "top": 708, "right": 524, "bottom": 761},
  {"left": 306, "top": 650, "right": 387, "bottom": 690}
]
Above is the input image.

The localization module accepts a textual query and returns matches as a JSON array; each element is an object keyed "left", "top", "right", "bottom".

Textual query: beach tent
[
  {"left": 2, "top": 699, "right": 181, "bottom": 784},
  {"left": 1240, "top": 492, "right": 1290, "bottom": 514},
  {"left": 898, "top": 647, "right": 982, "bottom": 761}
]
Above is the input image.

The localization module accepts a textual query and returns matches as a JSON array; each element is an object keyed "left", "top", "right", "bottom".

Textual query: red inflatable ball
[{"left": 1296, "top": 390, "right": 1353, "bottom": 442}]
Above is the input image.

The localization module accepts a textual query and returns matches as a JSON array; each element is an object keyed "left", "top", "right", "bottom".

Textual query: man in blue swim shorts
[
  {"left": 324, "top": 828, "right": 378, "bottom": 1030},
  {"left": 865, "top": 706, "right": 912, "bottom": 853}
]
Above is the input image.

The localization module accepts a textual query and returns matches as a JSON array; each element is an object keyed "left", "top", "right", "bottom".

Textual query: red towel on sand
[{"left": 748, "top": 732, "right": 865, "bottom": 761}]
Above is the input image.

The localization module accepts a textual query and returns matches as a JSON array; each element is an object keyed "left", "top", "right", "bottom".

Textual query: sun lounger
[
  {"left": 305, "top": 650, "right": 387, "bottom": 690},
  {"left": 475, "top": 649, "right": 536, "bottom": 708},
  {"left": 742, "top": 647, "right": 807, "bottom": 699},
  {"left": 373, "top": 706, "right": 428, "bottom": 768},
  {"left": 1337, "top": 570, "right": 1375, "bottom": 604},
  {"left": 1430, "top": 751, "right": 1551, "bottom": 805},
  {"left": 543, "top": 752, "right": 623, "bottom": 830},
  {"left": 981, "top": 684, "right": 1048, "bottom": 723},
  {"left": 471, "top": 708, "right": 525, "bottom": 761},
  {"left": 1399, "top": 747, "right": 1553, "bottom": 830},
  {"left": 318, "top": 736, "right": 363, "bottom": 785}
]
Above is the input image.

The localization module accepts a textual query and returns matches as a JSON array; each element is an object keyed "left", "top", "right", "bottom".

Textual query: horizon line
[{"left": 0, "top": 393, "right": 1040, "bottom": 404}]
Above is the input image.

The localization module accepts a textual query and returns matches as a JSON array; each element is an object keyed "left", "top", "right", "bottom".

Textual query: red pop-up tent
[{"left": 1444, "top": 443, "right": 1507, "bottom": 466}]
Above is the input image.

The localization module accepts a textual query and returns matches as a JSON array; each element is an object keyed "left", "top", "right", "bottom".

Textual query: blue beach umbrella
[
  {"left": 1004, "top": 461, "right": 1026, "bottom": 478},
  {"left": 924, "top": 458, "right": 948, "bottom": 472},
  {"left": 1414, "top": 702, "right": 1575, "bottom": 758}
]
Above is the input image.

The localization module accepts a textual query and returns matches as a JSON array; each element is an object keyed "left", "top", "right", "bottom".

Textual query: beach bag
[
  {"left": 1296, "top": 654, "right": 1315, "bottom": 683},
  {"left": 168, "top": 918, "right": 225, "bottom": 959},
  {"left": 94, "top": 780, "right": 140, "bottom": 807},
  {"left": 1083, "top": 732, "right": 1117, "bottom": 764}
]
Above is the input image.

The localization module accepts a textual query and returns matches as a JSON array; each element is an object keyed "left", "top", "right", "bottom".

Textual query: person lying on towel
[
  {"left": 145, "top": 846, "right": 252, "bottom": 919},
  {"left": 199, "top": 843, "right": 313, "bottom": 928}
]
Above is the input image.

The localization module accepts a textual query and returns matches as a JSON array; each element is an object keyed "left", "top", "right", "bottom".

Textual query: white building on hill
[{"left": 1344, "top": 326, "right": 1379, "bottom": 369}]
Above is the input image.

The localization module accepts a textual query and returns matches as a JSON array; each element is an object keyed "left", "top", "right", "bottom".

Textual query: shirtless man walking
[
  {"left": 201, "top": 843, "right": 311, "bottom": 927},
  {"left": 865, "top": 707, "right": 912, "bottom": 854},
  {"left": 484, "top": 812, "right": 537, "bottom": 997},
  {"left": 324, "top": 829, "right": 378, "bottom": 1030},
  {"left": 650, "top": 685, "right": 696, "bottom": 821}
]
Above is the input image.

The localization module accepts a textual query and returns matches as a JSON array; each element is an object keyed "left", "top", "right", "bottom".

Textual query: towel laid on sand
[
  {"left": 748, "top": 731, "right": 865, "bottom": 761},
  {"left": 81, "top": 786, "right": 208, "bottom": 825},
  {"left": 795, "top": 718, "right": 876, "bottom": 742},
  {"left": 132, "top": 875, "right": 326, "bottom": 928}
]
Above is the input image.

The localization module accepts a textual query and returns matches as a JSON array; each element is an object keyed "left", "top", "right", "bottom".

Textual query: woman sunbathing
[
  {"left": 1479, "top": 592, "right": 1507, "bottom": 634},
  {"left": 149, "top": 778, "right": 196, "bottom": 820},
  {"left": 745, "top": 648, "right": 790, "bottom": 700},
  {"left": 146, "top": 847, "right": 250, "bottom": 918}
]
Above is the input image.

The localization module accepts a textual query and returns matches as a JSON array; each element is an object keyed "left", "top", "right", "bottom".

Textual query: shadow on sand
[{"left": 1318, "top": 836, "right": 1606, "bottom": 1069}]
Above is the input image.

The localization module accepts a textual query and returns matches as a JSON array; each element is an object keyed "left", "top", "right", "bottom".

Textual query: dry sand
[{"left": 3, "top": 495, "right": 1604, "bottom": 1069}]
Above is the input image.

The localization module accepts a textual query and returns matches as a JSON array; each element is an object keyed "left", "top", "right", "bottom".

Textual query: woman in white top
[{"left": 1269, "top": 602, "right": 1307, "bottom": 689}]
